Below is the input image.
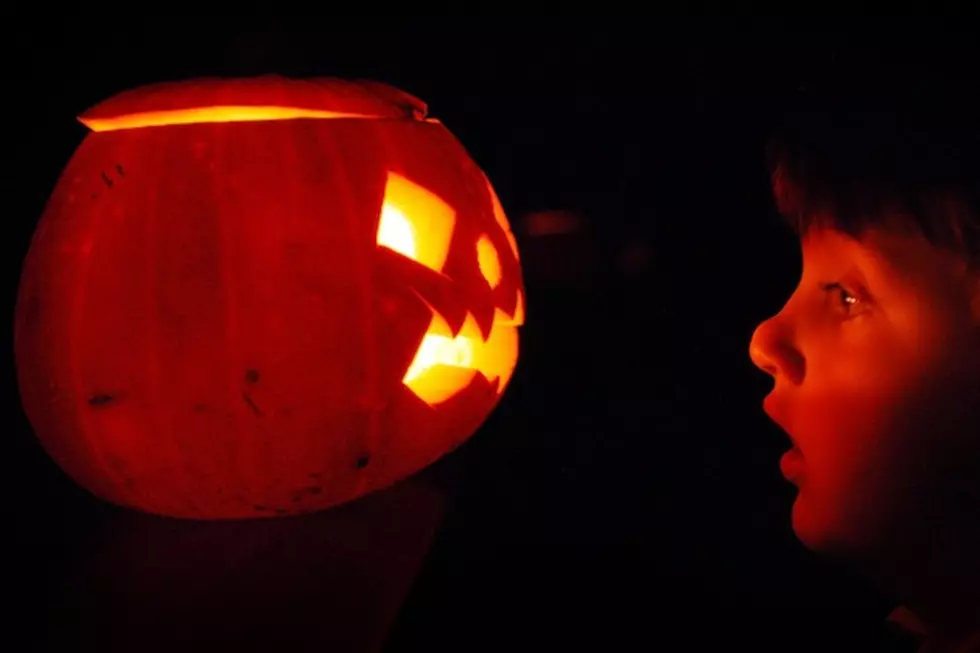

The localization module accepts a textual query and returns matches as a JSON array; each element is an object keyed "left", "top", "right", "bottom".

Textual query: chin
[
  {"left": 790, "top": 490, "right": 883, "bottom": 561},
  {"left": 790, "top": 494, "right": 826, "bottom": 551},
  {"left": 789, "top": 491, "right": 849, "bottom": 555}
]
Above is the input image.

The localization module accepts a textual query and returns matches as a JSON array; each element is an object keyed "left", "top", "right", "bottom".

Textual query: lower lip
[{"left": 780, "top": 448, "right": 805, "bottom": 480}]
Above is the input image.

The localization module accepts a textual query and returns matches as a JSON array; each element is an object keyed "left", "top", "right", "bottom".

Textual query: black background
[{"left": 6, "top": 19, "right": 976, "bottom": 651}]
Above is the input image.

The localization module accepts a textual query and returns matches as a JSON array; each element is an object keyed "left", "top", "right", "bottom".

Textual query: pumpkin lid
[{"left": 78, "top": 75, "right": 430, "bottom": 132}]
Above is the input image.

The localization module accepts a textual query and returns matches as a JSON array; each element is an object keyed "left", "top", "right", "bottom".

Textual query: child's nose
[
  {"left": 749, "top": 316, "right": 783, "bottom": 377},
  {"left": 748, "top": 316, "right": 804, "bottom": 386}
]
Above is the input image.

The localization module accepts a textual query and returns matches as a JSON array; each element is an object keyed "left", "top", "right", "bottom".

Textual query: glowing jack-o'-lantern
[{"left": 14, "top": 76, "right": 524, "bottom": 519}]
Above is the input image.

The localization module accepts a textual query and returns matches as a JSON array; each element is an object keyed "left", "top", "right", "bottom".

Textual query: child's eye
[{"left": 819, "top": 282, "right": 866, "bottom": 317}]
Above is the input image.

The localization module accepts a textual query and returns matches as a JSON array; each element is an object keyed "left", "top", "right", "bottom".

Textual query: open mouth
[
  {"left": 780, "top": 447, "right": 805, "bottom": 481},
  {"left": 403, "top": 293, "right": 523, "bottom": 406},
  {"left": 762, "top": 394, "right": 799, "bottom": 448}
]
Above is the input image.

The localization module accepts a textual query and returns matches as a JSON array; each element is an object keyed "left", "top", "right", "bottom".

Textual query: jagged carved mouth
[{"left": 403, "top": 295, "right": 523, "bottom": 406}]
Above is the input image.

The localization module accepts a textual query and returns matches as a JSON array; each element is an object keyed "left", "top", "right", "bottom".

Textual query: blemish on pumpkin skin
[
  {"left": 305, "top": 486, "right": 322, "bottom": 495},
  {"left": 356, "top": 455, "right": 371, "bottom": 469},
  {"left": 100, "top": 171, "right": 113, "bottom": 188},
  {"left": 115, "top": 163, "right": 125, "bottom": 176},
  {"left": 253, "top": 505, "right": 268, "bottom": 511},
  {"left": 309, "top": 472, "right": 322, "bottom": 479},
  {"left": 90, "top": 194, "right": 98, "bottom": 199},
  {"left": 242, "top": 392, "right": 262, "bottom": 415},
  {"left": 88, "top": 393, "right": 114, "bottom": 406},
  {"left": 274, "top": 508, "right": 288, "bottom": 515},
  {"left": 245, "top": 369, "right": 260, "bottom": 384},
  {"left": 192, "top": 403, "right": 207, "bottom": 413}
]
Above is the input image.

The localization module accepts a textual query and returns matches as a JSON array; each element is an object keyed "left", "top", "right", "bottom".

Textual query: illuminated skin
[{"left": 749, "top": 224, "right": 980, "bottom": 636}]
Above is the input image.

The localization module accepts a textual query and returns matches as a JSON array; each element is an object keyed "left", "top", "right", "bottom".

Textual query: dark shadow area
[{"left": 38, "top": 478, "right": 444, "bottom": 651}]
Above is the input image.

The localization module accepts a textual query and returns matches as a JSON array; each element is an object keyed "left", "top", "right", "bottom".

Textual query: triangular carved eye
[{"left": 376, "top": 172, "right": 456, "bottom": 274}]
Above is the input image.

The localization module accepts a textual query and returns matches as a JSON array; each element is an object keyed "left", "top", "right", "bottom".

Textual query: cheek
[
  {"left": 798, "top": 321, "right": 954, "bottom": 473},
  {"left": 798, "top": 389, "right": 900, "bottom": 501},
  {"left": 783, "top": 267, "right": 980, "bottom": 547},
  {"left": 791, "top": 365, "right": 939, "bottom": 543}
]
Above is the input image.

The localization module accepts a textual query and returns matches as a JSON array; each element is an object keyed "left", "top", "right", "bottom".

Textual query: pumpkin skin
[{"left": 14, "top": 76, "right": 524, "bottom": 519}]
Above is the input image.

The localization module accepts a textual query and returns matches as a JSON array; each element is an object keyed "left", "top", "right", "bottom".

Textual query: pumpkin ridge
[{"left": 68, "top": 138, "right": 130, "bottom": 505}]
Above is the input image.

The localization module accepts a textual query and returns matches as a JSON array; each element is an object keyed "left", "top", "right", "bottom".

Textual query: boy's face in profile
[{"left": 750, "top": 224, "right": 979, "bottom": 559}]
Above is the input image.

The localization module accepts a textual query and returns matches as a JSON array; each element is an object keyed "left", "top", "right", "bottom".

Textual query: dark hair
[{"left": 765, "top": 56, "right": 980, "bottom": 266}]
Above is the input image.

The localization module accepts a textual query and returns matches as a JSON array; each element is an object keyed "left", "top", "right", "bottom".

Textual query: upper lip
[{"left": 762, "top": 393, "right": 799, "bottom": 448}]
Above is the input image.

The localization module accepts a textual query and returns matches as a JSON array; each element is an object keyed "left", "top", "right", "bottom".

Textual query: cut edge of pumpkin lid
[{"left": 77, "top": 75, "right": 433, "bottom": 132}]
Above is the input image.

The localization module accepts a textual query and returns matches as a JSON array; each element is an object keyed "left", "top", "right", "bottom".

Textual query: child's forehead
[
  {"left": 801, "top": 224, "right": 970, "bottom": 291},
  {"left": 801, "top": 227, "right": 897, "bottom": 276},
  {"left": 804, "top": 224, "right": 946, "bottom": 268}
]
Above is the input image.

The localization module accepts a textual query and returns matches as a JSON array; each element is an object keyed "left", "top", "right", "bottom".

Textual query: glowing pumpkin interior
[
  {"left": 376, "top": 172, "right": 523, "bottom": 406},
  {"left": 79, "top": 106, "right": 379, "bottom": 132}
]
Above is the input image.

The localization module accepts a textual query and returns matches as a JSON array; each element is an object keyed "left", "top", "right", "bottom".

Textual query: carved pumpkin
[{"left": 14, "top": 76, "right": 524, "bottom": 519}]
